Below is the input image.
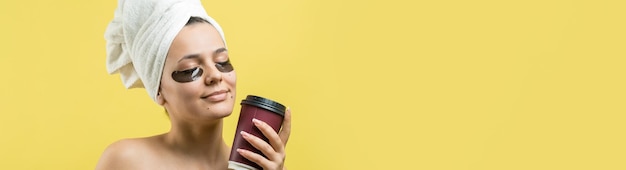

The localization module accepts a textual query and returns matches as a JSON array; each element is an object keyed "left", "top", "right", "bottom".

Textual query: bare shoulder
[{"left": 95, "top": 136, "right": 163, "bottom": 170}]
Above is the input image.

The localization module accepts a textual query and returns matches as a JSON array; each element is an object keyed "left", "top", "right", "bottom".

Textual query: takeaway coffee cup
[{"left": 228, "top": 95, "right": 286, "bottom": 170}]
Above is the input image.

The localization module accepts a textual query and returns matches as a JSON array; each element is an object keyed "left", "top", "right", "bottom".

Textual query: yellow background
[{"left": 1, "top": 0, "right": 624, "bottom": 169}]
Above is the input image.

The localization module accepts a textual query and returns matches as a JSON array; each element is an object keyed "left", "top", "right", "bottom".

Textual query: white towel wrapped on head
[{"left": 105, "top": 0, "right": 227, "bottom": 102}]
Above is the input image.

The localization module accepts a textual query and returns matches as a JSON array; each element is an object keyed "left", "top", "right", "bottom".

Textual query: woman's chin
[
  {"left": 199, "top": 99, "right": 234, "bottom": 116},
  {"left": 203, "top": 105, "right": 233, "bottom": 118},
  {"left": 213, "top": 110, "right": 233, "bottom": 119}
]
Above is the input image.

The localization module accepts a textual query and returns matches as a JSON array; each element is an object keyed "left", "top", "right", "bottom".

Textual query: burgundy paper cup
[{"left": 228, "top": 95, "right": 286, "bottom": 170}]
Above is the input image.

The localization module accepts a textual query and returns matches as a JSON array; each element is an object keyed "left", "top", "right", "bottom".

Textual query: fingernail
[
  {"left": 252, "top": 118, "right": 261, "bottom": 125},
  {"left": 240, "top": 131, "right": 249, "bottom": 137},
  {"left": 236, "top": 149, "right": 243, "bottom": 153}
]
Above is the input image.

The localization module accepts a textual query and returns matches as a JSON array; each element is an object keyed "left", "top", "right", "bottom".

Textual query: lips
[{"left": 202, "top": 89, "right": 229, "bottom": 102}]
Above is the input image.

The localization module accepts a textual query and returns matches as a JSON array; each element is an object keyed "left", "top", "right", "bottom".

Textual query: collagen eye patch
[
  {"left": 171, "top": 60, "right": 234, "bottom": 83},
  {"left": 215, "top": 60, "right": 234, "bottom": 73},
  {"left": 172, "top": 67, "right": 204, "bottom": 83}
]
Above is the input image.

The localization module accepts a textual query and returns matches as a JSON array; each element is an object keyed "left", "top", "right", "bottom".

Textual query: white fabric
[{"left": 105, "top": 0, "right": 227, "bottom": 102}]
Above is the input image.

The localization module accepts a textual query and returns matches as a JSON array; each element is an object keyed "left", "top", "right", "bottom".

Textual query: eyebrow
[
  {"left": 177, "top": 47, "right": 228, "bottom": 63},
  {"left": 213, "top": 47, "right": 228, "bottom": 56}
]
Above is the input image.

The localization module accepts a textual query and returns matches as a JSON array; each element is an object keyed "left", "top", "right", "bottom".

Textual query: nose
[{"left": 204, "top": 63, "right": 223, "bottom": 85}]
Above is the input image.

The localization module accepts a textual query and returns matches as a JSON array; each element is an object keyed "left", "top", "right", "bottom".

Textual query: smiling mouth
[{"left": 201, "top": 90, "right": 229, "bottom": 101}]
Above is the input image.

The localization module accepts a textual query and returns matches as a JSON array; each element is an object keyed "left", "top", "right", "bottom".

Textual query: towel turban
[{"left": 105, "top": 0, "right": 227, "bottom": 102}]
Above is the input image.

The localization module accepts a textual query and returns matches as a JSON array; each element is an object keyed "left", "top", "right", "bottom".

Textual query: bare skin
[{"left": 96, "top": 22, "right": 291, "bottom": 170}]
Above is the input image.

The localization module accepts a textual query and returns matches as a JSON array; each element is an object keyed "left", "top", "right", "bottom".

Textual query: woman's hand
[{"left": 238, "top": 108, "right": 292, "bottom": 170}]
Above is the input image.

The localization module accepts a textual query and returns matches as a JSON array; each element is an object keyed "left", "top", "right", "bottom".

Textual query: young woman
[{"left": 96, "top": 1, "right": 291, "bottom": 169}]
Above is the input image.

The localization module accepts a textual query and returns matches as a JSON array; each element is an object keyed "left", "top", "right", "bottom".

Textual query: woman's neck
[{"left": 164, "top": 118, "right": 230, "bottom": 164}]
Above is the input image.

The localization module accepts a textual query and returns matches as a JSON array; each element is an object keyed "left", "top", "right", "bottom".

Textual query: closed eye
[
  {"left": 171, "top": 67, "right": 204, "bottom": 83},
  {"left": 215, "top": 59, "right": 234, "bottom": 72}
]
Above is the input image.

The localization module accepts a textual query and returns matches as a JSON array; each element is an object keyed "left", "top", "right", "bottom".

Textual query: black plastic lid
[{"left": 241, "top": 95, "right": 286, "bottom": 116}]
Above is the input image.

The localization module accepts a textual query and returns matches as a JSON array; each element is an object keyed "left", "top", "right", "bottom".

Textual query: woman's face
[{"left": 158, "top": 22, "right": 236, "bottom": 121}]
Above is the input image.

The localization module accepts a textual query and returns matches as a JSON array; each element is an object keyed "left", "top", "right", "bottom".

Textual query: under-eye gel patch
[
  {"left": 171, "top": 60, "right": 234, "bottom": 83},
  {"left": 172, "top": 67, "right": 203, "bottom": 83}
]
